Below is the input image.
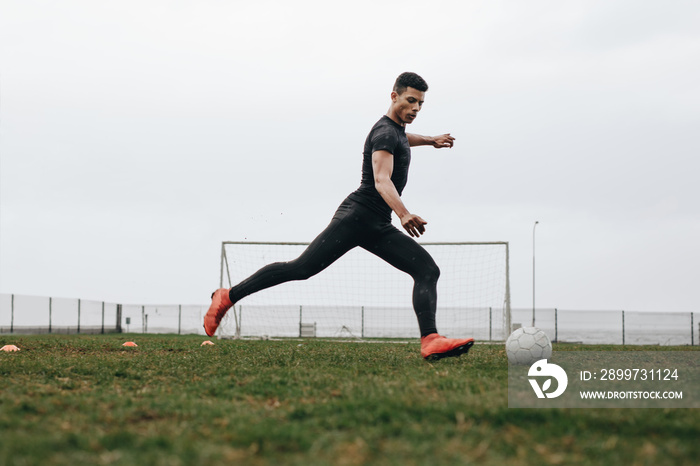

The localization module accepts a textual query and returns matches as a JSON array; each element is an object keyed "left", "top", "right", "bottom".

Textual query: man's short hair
[{"left": 393, "top": 72, "right": 429, "bottom": 94}]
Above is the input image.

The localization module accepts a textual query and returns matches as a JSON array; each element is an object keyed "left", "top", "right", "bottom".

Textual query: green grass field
[{"left": 0, "top": 334, "right": 698, "bottom": 465}]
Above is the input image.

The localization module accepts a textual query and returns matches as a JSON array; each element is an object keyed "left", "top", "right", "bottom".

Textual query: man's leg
[
  {"left": 227, "top": 222, "right": 357, "bottom": 304},
  {"left": 362, "top": 228, "right": 474, "bottom": 360},
  {"left": 204, "top": 201, "right": 363, "bottom": 336},
  {"left": 361, "top": 227, "right": 440, "bottom": 337}
]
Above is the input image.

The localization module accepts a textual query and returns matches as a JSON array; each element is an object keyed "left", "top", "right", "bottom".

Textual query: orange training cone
[
  {"left": 122, "top": 341, "right": 138, "bottom": 347},
  {"left": 1, "top": 345, "right": 20, "bottom": 352},
  {"left": 201, "top": 340, "right": 215, "bottom": 346}
]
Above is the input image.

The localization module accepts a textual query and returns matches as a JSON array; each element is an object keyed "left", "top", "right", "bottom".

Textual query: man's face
[{"left": 391, "top": 87, "right": 425, "bottom": 125}]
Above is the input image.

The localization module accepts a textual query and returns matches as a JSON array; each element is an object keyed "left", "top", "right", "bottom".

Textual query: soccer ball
[{"left": 505, "top": 327, "right": 552, "bottom": 365}]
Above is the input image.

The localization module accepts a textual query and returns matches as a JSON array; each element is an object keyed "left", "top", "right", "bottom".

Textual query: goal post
[{"left": 218, "top": 241, "right": 511, "bottom": 341}]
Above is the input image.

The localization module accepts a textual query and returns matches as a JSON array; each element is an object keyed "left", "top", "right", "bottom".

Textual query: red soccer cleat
[
  {"left": 420, "top": 333, "right": 475, "bottom": 361},
  {"left": 203, "top": 288, "right": 233, "bottom": 337}
]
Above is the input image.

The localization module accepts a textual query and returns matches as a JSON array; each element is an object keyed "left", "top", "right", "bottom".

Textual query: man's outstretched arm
[
  {"left": 372, "top": 150, "right": 427, "bottom": 238},
  {"left": 407, "top": 133, "right": 455, "bottom": 148}
]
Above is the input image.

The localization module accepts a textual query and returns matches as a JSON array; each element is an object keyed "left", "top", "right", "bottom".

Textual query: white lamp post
[{"left": 532, "top": 221, "right": 539, "bottom": 327}]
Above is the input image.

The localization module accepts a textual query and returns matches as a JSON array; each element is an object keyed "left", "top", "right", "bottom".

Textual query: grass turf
[{"left": 0, "top": 334, "right": 698, "bottom": 465}]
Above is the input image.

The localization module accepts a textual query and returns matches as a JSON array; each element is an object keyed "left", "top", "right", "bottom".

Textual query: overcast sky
[{"left": 1, "top": 0, "right": 698, "bottom": 312}]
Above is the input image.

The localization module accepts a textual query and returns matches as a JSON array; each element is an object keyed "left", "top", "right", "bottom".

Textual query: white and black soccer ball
[{"left": 505, "top": 327, "right": 552, "bottom": 365}]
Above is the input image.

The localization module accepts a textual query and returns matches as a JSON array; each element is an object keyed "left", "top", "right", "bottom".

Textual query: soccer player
[{"left": 205, "top": 72, "right": 474, "bottom": 360}]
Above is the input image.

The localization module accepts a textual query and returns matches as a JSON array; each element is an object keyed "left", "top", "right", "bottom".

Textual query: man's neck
[{"left": 385, "top": 110, "right": 405, "bottom": 127}]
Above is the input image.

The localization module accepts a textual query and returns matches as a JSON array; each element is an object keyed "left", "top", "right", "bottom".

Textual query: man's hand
[
  {"left": 401, "top": 213, "right": 428, "bottom": 237},
  {"left": 431, "top": 133, "right": 455, "bottom": 149}
]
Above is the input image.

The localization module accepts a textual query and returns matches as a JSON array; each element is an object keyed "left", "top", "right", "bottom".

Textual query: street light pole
[{"left": 532, "top": 221, "right": 539, "bottom": 327}]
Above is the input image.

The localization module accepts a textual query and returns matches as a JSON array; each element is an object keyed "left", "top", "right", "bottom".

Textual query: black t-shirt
[{"left": 347, "top": 115, "right": 411, "bottom": 219}]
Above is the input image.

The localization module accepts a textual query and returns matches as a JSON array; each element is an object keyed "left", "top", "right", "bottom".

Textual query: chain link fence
[{"left": 0, "top": 294, "right": 697, "bottom": 345}]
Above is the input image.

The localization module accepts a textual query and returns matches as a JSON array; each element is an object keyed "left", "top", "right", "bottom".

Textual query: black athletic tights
[{"left": 228, "top": 198, "right": 440, "bottom": 336}]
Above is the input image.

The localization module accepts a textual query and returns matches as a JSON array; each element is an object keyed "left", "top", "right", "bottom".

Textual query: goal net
[{"left": 218, "top": 242, "right": 511, "bottom": 341}]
